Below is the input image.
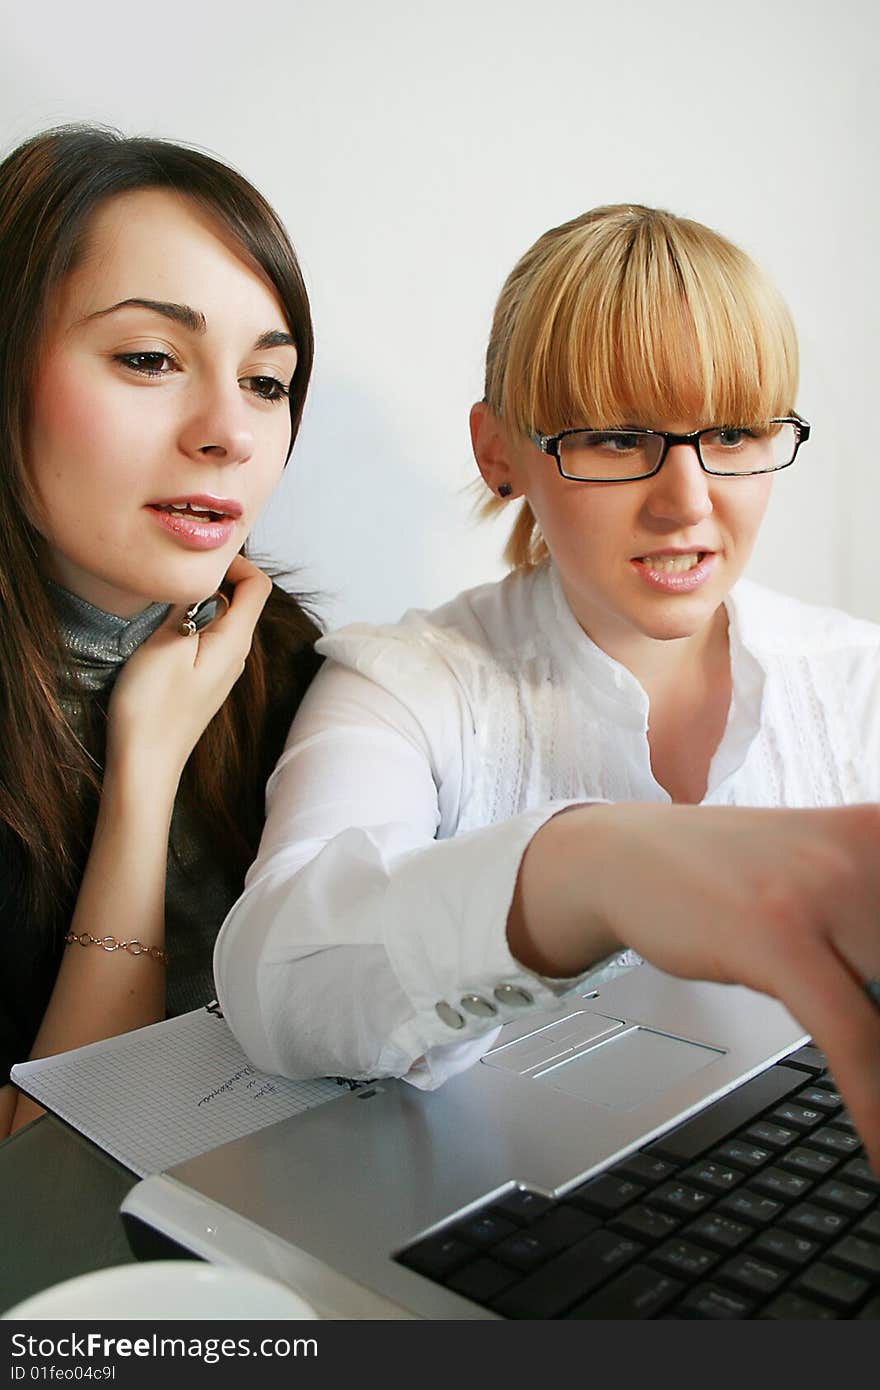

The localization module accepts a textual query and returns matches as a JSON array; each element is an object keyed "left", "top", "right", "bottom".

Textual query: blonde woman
[{"left": 215, "top": 206, "right": 880, "bottom": 1166}]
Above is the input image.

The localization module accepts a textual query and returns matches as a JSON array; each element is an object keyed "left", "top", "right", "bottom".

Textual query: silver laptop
[{"left": 121, "top": 965, "right": 817, "bottom": 1319}]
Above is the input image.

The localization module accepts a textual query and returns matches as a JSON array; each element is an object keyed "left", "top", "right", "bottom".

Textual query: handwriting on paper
[{"left": 197, "top": 1064, "right": 280, "bottom": 1107}]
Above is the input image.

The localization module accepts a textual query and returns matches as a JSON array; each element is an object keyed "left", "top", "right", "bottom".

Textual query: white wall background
[{"left": 3, "top": 0, "right": 878, "bottom": 627}]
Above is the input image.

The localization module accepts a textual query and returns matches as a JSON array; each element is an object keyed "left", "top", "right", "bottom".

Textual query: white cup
[{"left": 2, "top": 1260, "right": 319, "bottom": 1321}]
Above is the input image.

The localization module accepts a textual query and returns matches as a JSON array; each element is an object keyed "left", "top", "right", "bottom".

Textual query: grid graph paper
[{"left": 11, "top": 1008, "right": 345, "bottom": 1177}]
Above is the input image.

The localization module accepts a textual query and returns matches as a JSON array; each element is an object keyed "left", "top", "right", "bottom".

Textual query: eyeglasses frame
[{"left": 529, "top": 416, "right": 811, "bottom": 482}]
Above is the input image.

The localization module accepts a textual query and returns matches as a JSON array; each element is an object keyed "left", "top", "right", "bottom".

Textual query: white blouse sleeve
[
  {"left": 850, "top": 641, "right": 880, "bottom": 800},
  {"left": 213, "top": 630, "right": 609, "bottom": 1088}
]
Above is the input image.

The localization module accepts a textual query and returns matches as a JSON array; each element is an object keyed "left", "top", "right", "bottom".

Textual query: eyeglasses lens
[
  {"left": 700, "top": 422, "right": 797, "bottom": 475},
  {"left": 558, "top": 431, "right": 663, "bottom": 480}
]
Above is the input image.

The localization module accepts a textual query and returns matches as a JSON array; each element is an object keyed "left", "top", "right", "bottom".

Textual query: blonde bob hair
[{"left": 481, "top": 204, "right": 799, "bottom": 569}]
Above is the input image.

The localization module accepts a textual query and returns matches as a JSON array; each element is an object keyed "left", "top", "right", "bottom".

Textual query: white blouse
[{"left": 214, "top": 564, "right": 880, "bottom": 1088}]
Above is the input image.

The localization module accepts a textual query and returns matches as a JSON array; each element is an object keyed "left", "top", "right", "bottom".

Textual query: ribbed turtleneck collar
[{"left": 47, "top": 581, "right": 170, "bottom": 694}]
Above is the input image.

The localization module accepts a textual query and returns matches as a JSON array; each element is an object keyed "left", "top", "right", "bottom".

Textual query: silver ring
[
  {"left": 865, "top": 978, "right": 880, "bottom": 1009},
  {"left": 178, "top": 591, "right": 230, "bottom": 637}
]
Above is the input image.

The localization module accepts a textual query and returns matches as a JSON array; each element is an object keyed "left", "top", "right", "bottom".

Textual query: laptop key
[
  {"left": 645, "top": 1067, "right": 801, "bottom": 1163},
  {"left": 398, "top": 1234, "right": 474, "bottom": 1280},
  {"left": 529, "top": 1205, "right": 600, "bottom": 1249},
  {"left": 780, "top": 1202, "right": 849, "bottom": 1241},
  {"left": 827, "top": 1113, "right": 857, "bottom": 1135},
  {"left": 682, "top": 1212, "right": 752, "bottom": 1251},
  {"left": 794, "top": 1260, "right": 870, "bottom": 1310},
  {"left": 811, "top": 1180, "right": 875, "bottom": 1216},
  {"left": 777, "top": 1045, "right": 827, "bottom": 1076},
  {"left": 760, "top": 1291, "right": 839, "bottom": 1319},
  {"left": 445, "top": 1257, "right": 518, "bottom": 1305},
  {"left": 491, "top": 1230, "right": 556, "bottom": 1273},
  {"left": 449, "top": 1211, "right": 518, "bottom": 1249},
  {"left": 649, "top": 1181, "right": 714, "bottom": 1217},
  {"left": 778, "top": 1144, "right": 840, "bottom": 1177},
  {"left": 679, "top": 1160, "right": 745, "bottom": 1195},
  {"left": 563, "top": 1264, "right": 684, "bottom": 1319},
  {"left": 715, "top": 1252, "right": 788, "bottom": 1297},
  {"left": 491, "top": 1188, "right": 555, "bottom": 1224},
  {"left": 748, "top": 1165, "right": 813, "bottom": 1202},
  {"left": 569, "top": 1174, "right": 646, "bottom": 1215},
  {"left": 811, "top": 1074, "right": 843, "bottom": 1095},
  {"left": 611, "top": 1153, "right": 678, "bottom": 1187},
  {"left": 492, "top": 1206, "right": 598, "bottom": 1270},
  {"left": 743, "top": 1121, "right": 798, "bottom": 1151},
  {"left": 768, "top": 1102, "right": 825, "bottom": 1131},
  {"left": 838, "top": 1158, "right": 880, "bottom": 1192},
  {"left": 715, "top": 1189, "right": 784, "bottom": 1226},
  {"left": 647, "top": 1238, "right": 720, "bottom": 1279},
  {"left": 609, "top": 1204, "right": 681, "bottom": 1243},
  {"left": 711, "top": 1140, "right": 773, "bottom": 1172},
  {"left": 673, "top": 1282, "right": 756, "bottom": 1319},
  {"left": 801, "top": 1125, "right": 861, "bottom": 1158},
  {"left": 491, "top": 1230, "right": 644, "bottom": 1320},
  {"left": 794, "top": 1086, "right": 842, "bottom": 1114},
  {"left": 853, "top": 1211, "right": 880, "bottom": 1242},
  {"left": 826, "top": 1235, "right": 880, "bottom": 1279},
  {"left": 748, "top": 1227, "right": 820, "bottom": 1269}
]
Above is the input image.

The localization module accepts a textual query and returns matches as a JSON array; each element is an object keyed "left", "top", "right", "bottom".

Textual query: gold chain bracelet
[{"left": 64, "top": 930, "right": 168, "bottom": 964}]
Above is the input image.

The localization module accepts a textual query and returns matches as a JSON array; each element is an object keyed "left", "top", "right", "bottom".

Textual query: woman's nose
[
  {"left": 644, "top": 442, "right": 713, "bottom": 525},
  {"left": 178, "top": 382, "right": 254, "bottom": 466}
]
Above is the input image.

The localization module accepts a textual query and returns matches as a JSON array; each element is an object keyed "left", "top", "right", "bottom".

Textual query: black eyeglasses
[{"left": 529, "top": 417, "right": 810, "bottom": 482}]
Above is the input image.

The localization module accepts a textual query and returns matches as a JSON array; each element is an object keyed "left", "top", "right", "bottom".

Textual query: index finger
[
  {"left": 223, "top": 552, "right": 268, "bottom": 590},
  {"left": 217, "top": 555, "right": 273, "bottom": 626},
  {"left": 193, "top": 557, "right": 272, "bottom": 655},
  {"left": 772, "top": 943, "right": 880, "bottom": 1174}
]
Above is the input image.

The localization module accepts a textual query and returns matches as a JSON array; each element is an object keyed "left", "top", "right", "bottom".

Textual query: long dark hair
[{"left": 0, "top": 124, "right": 319, "bottom": 929}]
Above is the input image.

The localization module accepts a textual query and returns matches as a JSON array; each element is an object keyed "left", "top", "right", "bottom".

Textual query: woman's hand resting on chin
[{"left": 105, "top": 554, "right": 272, "bottom": 794}]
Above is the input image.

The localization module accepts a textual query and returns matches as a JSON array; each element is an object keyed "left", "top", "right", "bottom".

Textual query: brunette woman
[{"left": 0, "top": 126, "right": 321, "bottom": 1136}]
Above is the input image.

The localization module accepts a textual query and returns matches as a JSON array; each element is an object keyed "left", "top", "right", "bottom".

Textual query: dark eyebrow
[
  {"left": 254, "top": 329, "right": 296, "bottom": 351},
  {"left": 82, "top": 299, "right": 295, "bottom": 352},
  {"left": 83, "top": 298, "right": 207, "bottom": 333}
]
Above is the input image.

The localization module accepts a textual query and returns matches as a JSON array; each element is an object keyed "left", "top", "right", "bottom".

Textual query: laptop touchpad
[
  {"left": 481, "top": 1012, "right": 625, "bottom": 1075},
  {"left": 534, "top": 1026, "right": 725, "bottom": 1110}
]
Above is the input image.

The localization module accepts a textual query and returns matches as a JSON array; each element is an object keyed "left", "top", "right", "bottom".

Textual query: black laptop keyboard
[{"left": 395, "top": 1046, "right": 880, "bottom": 1318}]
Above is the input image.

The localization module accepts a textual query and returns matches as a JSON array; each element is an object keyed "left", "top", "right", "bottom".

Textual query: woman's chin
[
  {"left": 129, "top": 557, "right": 234, "bottom": 610},
  {"left": 629, "top": 594, "right": 724, "bottom": 644}
]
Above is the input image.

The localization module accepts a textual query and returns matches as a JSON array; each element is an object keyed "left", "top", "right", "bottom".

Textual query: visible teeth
[
  {"left": 639, "top": 553, "right": 702, "bottom": 573},
  {"left": 164, "top": 503, "right": 222, "bottom": 519}
]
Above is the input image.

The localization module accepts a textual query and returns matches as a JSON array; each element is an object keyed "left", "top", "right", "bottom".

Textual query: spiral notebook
[{"left": 10, "top": 1004, "right": 347, "bottom": 1178}]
